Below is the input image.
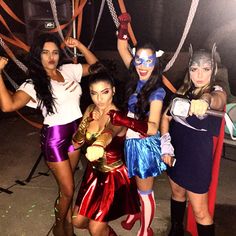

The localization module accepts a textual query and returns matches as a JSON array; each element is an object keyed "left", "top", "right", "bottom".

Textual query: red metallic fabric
[{"left": 74, "top": 136, "right": 140, "bottom": 222}]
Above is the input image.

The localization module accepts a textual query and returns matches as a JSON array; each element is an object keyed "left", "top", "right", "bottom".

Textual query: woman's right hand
[
  {"left": 189, "top": 99, "right": 209, "bottom": 116},
  {"left": 0, "top": 56, "right": 8, "bottom": 72},
  {"left": 86, "top": 145, "right": 104, "bottom": 162}
]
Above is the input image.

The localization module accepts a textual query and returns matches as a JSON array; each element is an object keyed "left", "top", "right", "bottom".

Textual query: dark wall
[{"left": 0, "top": 0, "right": 25, "bottom": 34}]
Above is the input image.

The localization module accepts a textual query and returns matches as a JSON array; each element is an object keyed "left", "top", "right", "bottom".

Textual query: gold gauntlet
[
  {"left": 73, "top": 116, "right": 93, "bottom": 146},
  {"left": 92, "top": 130, "right": 113, "bottom": 148}
]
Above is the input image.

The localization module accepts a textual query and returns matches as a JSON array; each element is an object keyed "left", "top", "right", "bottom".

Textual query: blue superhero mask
[{"left": 133, "top": 53, "right": 157, "bottom": 68}]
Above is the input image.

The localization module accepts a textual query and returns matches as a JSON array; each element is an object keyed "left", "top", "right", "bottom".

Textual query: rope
[
  {"left": 49, "top": 0, "right": 76, "bottom": 58},
  {"left": 49, "top": 0, "right": 65, "bottom": 41},
  {"left": 163, "top": 0, "right": 199, "bottom": 72},
  {"left": 106, "top": 0, "right": 120, "bottom": 28},
  {"left": 2, "top": 70, "right": 19, "bottom": 90},
  {"left": 0, "top": 37, "right": 28, "bottom": 73},
  {"left": 87, "top": 0, "right": 106, "bottom": 49},
  {"left": 117, "top": 0, "right": 137, "bottom": 46},
  {"left": 106, "top": 0, "right": 137, "bottom": 45},
  {"left": 106, "top": 0, "right": 133, "bottom": 52}
]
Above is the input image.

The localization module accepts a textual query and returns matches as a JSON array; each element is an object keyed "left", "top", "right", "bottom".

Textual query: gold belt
[{"left": 92, "top": 158, "right": 123, "bottom": 173}]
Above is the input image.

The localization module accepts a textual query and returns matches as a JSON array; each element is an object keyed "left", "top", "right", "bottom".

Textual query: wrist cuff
[
  {"left": 160, "top": 132, "right": 171, "bottom": 142},
  {"left": 117, "top": 29, "right": 129, "bottom": 40}
]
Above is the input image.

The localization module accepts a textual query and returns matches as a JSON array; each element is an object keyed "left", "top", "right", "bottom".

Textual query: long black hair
[
  {"left": 125, "top": 42, "right": 163, "bottom": 119},
  {"left": 27, "top": 33, "right": 65, "bottom": 115}
]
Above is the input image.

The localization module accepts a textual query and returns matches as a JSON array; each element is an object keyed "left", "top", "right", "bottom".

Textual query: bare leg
[
  {"left": 169, "top": 177, "right": 186, "bottom": 202},
  {"left": 72, "top": 209, "right": 116, "bottom": 236},
  {"left": 135, "top": 176, "right": 154, "bottom": 192},
  {"left": 187, "top": 191, "right": 214, "bottom": 236},
  {"left": 187, "top": 191, "right": 213, "bottom": 225},
  {"left": 64, "top": 150, "right": 80, "bottom": 236},
  {"left": 89, "top": 220, "right": 112, "bottom": 236},
  {"left": 72, "top": 205, "right": 89, "bottom": 229},
  {"left": 47, "top": 159, "right": 76, "bottom": 236}
]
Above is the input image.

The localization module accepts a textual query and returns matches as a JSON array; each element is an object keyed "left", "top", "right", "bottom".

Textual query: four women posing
[{"left": 0, "top": 11, "right": 226, "bottom": 236}]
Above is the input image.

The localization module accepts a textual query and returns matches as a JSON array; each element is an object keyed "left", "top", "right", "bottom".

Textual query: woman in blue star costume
[{"left": 108, "top": 12, "right": 167, "bottom": 236}]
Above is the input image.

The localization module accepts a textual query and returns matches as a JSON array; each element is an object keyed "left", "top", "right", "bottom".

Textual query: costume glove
[
  {"left": 73, "top": 116, "right": 93, "bottom": 148},
  {"left": 117, "top": 12, "right": 131, "bottom": 40},
  {"left": 160, "top": 133, "right": 175, "bottom": 156},
  {"left": 108, "top": 109, "right": 148, "bottom": 136}
]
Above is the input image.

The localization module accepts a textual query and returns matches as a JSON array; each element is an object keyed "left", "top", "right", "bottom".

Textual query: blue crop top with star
[{"left": 128, "top": 80, "right": 166, "bottom": 114}]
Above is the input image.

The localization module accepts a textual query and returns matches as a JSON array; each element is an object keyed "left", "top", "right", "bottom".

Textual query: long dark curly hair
[
  {"left": 125, "top": 42, "right": 163, "bottom": 120},
  {"left": 26, "top": 33, "right": 65, "bottom": 115}
]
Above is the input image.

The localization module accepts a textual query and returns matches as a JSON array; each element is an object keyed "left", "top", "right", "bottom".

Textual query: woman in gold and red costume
[{"left": 71, "top": 64, "right": 140, "bottom": 236}]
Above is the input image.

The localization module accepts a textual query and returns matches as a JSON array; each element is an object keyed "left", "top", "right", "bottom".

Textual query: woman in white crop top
[{"left": 0, "top": 33, "right": 98, "bottom": 236}]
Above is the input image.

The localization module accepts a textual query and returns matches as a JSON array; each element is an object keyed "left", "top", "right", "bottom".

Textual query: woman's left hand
[
  {"left": 0, "top": 56, "right": 8, "bottom": 71},
  {"left": 86, "top": 145, "right": 104, "bottom": 162},
  {"left": 162, "top": 155, "right": 176, "bottom": 167},
  {"left": 189, "top": 99, "right": 209, "bottom": 116},
  {"left": 64, "top": 37, "right": 81, "bottom": 48}
]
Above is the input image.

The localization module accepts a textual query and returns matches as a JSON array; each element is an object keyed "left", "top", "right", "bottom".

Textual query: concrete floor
[{"left": 0, "top": 114, "right": 236, "bottom": 236}]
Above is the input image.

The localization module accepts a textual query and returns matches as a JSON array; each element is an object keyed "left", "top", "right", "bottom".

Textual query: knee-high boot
[
  {"left": 168, "top": 198, "right": 186, "bottom": 236},
  {"left": 197, "top": 223, "right": 215, "bottom": 236},
  {"left": 137, "top": 190, "right": 155, "bottom": 236}
]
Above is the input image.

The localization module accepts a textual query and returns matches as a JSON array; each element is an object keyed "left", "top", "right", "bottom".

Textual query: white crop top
[{"left": 18, "top": 63, "right": 83, "bottom": 126}]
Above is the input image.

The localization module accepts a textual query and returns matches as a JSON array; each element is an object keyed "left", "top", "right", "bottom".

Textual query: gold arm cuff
[
  {"left": 93, "top": 131, "right": 113, "bottom": 148},
  {"left": 91, "top": 159, "right": 123, "bottom": 173}
]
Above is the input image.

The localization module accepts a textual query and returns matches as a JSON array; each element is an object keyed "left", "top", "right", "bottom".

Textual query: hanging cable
[
  {"left": 49, "top": 0, "right": 65, "bottom": 41},
  {"left": 87, "top": 0, "right": 106, "bottom": 49},
  {"left": 164, "top": 0, "right": 199, "bottom": 72},
  {"left": 0, "top": 37, "right": 28, "bottom": 73}
]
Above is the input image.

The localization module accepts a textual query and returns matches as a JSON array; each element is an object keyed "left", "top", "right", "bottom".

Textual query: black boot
[
  {"left": 197, "top": 223, "right": 215, "bottom": 236},
  {"left": 168, "top": 198, "right": 186, "bottom": 236}
]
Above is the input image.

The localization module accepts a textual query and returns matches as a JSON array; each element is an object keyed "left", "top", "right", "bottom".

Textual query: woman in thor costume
[{"left": 160, "top": 45, "right": 227, "bottom": 236}]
